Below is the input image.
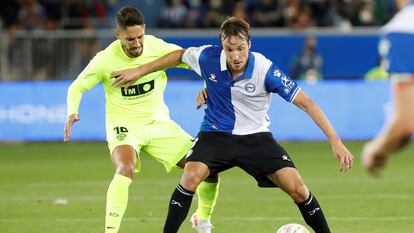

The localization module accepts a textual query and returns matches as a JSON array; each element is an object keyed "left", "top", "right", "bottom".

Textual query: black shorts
[{"left": 186, "top": 131, "right": 296, "bottom": 187}]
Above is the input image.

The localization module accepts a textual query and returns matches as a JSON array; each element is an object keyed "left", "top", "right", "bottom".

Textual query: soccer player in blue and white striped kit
[
  {"left": 112, "top": 17, "right": 354, "bottom": 233},
  {"left": 362, "top": 0, "right": 414, "bottom": 176}
]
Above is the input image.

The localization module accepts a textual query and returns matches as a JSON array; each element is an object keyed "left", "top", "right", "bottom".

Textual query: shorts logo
[
  {"left": 186, "top": 138, "right": 199, "bottom": 158},
  {"left": 114, "top": 127, "right": 128, "bottom": 141},
  {"left": 245, "top": 83, "right": 256, "bottom": 93},
  {"left": 282, "top": 155, "right": 291, "bottom": 162},
  {"left": 116, "top": 133, "right": 126, "bottom": 141},
  {"left": 121, "top": 80, "right": 154, "bottom": 96}
]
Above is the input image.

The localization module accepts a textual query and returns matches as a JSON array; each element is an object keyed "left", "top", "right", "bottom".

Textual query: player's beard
[
  {"left": 128, "top": 46, "right": 143, "bottom": 57},
  {"left": 122, "top": 44, "right": 143, "bottom": 58}
]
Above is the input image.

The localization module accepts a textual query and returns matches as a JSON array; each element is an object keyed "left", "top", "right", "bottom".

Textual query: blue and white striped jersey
[
  {"left": 380, "top": 2, "right": 414, "bottom": 74},
  {"left": 182, "top": 45, "right": 301, "bottom": 135}
]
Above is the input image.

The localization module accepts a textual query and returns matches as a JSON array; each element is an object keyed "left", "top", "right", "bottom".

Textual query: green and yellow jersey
[{"left": 67, "top": 35, "right": 183, "bottom": 124}]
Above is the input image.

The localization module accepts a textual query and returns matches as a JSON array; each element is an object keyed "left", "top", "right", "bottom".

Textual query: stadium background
[{"left": 1, "top": 0, "right": 414, "bottom": 233}]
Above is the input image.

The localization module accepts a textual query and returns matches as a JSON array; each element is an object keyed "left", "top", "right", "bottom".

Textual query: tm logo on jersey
[{"left": 121, "top": 80, "right": 154, "bottom": 96}]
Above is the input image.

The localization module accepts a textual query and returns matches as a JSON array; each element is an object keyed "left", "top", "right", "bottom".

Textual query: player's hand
[
  {"left": 331, "top": 140, "right": 354, "bottom": 172},
  {"left": 196, "top": 89, "right": 208, "bottom": 110},
  {"left": 64, "top": 113, "right": 80, "bottom": 142},
  {"left": 111, "top": 67, "right": 144, "bottom": 91}
]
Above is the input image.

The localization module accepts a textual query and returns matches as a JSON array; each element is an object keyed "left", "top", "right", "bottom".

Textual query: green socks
[
  {"left": 105, "top": 174, "right": 132, "bottom": 233},
  {"left": 104, "top": 174, "right": 218, "bottom": 231},
  {"left": 195, "top": 181, "right": 220, "bottom": 220}
]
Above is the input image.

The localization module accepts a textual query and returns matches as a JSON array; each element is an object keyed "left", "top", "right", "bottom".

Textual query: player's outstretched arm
[
  {"left": 111, "top": 49, "right": 186, "bottom": 90},
  {"left": 65, "top": 80, "right": 88, "bottom": 142},
  {"left": 292, "top": 90, "right": 354, "bottom": 172},
  {"left": 64, "top": 113, "right": 80, "bottom": 142}
]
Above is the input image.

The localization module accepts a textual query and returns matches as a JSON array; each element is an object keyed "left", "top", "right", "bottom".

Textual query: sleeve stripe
[{"left": 289, "top": 87, "right": 301, "bottom": 102}]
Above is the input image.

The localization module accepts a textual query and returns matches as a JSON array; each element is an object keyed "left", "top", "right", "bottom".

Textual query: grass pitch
[{"left": 1, "top": 141, "right": 414, "bottom": 233}]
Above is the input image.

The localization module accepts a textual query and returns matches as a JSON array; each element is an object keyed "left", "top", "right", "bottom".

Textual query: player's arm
[
  {"left": 64, "top": 57, "right": 103, "bottom": 142},
  {"left": 64, "top": 80, "right": 92, "bottom": 142},
  {"left": 112, "top": 49, "right": 185, "bottom": 89},
  {"left": 64, "top": 83, "right": 83, "bottom": 142},
  {"left": 292, "top": 90, "right": 354, "bottom": 172},
  {"left": 264, "top": 62, "right": 353, "bottom": 172},
  {"left": 196, "top": 88, "right": 207, "bottom": 110}
]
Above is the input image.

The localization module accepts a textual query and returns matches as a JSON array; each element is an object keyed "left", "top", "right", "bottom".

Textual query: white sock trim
[
  {"left": 304, "top": 193, "right": 313, "bottom": 206},
  {"left": 176, "top": 185, "right": 194, "bottom": 196}
]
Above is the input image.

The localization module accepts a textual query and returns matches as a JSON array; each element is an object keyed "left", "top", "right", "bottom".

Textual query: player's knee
[
  {"left": 116, "top": 163, "right": 135, "bottom": 179},
  {"left": 288, "top": 184, "right": 309, "bottom": 203},
  {"left": 181, "top": 170, "right": 204, "bottom": 191}
]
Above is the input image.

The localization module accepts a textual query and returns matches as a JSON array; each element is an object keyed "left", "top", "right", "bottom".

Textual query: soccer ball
[{"left": 276, "top": 223, "right": 310, "bottom": 233}]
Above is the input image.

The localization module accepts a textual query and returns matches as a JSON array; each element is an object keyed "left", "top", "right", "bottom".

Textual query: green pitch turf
[{"left": 1, "top": 141, "right": 414, "bottom": 233}]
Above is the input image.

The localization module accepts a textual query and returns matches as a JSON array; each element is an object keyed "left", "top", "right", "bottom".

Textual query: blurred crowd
[
  {"left": 158, "top": 0, "right": 398, "bottom": 30},
  {"left": 0, "top": 0, "right": 400, "bottom": 81},
  {"left": 0, "top": 0, "right": 401, "bottom": 31},
  {"left": 0, "top": 0, "right": 110, "bottom": 31},
  {"left": 0, "top": 0, "right": 112, "bottom": 81}
]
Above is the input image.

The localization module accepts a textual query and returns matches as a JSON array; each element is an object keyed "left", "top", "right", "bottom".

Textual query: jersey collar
[{"left": 220, "top": 50, "right": 255, "bottom": 80}]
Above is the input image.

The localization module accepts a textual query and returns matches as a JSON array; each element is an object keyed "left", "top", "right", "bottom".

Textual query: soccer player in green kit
[{"left": 63, "top": 6, "right": 219, "bottom": 233}]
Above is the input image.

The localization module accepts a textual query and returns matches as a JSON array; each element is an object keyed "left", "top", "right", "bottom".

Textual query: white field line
[
  {"left": 0, "top": 194, "right": 412, "bottom": 201},
  {"left": 1, "top": 176, "right": 411, "bottom": 187},
  {"left": 1, "top": 216, "right": 414, "bottom": 222}
]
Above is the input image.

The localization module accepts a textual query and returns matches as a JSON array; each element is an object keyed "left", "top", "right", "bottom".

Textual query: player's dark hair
[
  {"left": 219, "top": 17, "right": 251, "bottom": 43},
  {"left": 116, "top": 6, "right": 144, "bottom": 30}
]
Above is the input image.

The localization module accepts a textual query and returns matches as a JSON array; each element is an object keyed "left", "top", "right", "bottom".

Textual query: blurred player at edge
[
  {"left": 362, "top": 0, "right": 414, "bottom": 176},
  {"left": 63, "top": 6, "right": 219, "bottom": 233}
]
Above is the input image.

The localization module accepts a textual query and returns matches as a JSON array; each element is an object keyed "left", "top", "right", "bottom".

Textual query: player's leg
[
  {"left": 164, "top": 132, "right": 231, "bottom": 233},
  {"left": 362, "top": 79, "right": 414, "bottom": 175},
  {"left": 143, "top": 121, "right": 220, "bottom": 231},
  {"left": 105, "top": 145, "right": 137, "bottom": 233},
  {"left": 267, "top": 168, "right": 331, "bottom": 233},
  {"left": 191, "top": 174, "right": 219, "bottom": 232},
  {"left": 105, "top": 124, "right": 142, "bottom": 233},
  {"left": 164, "top": 161, "right": 211, "bottom": 233},
  {"left": 235, "top": 133, "right": 330, "bottom": 233},
  {"left": 178, "top": 157, "right": 220, "bottom": 228}
]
